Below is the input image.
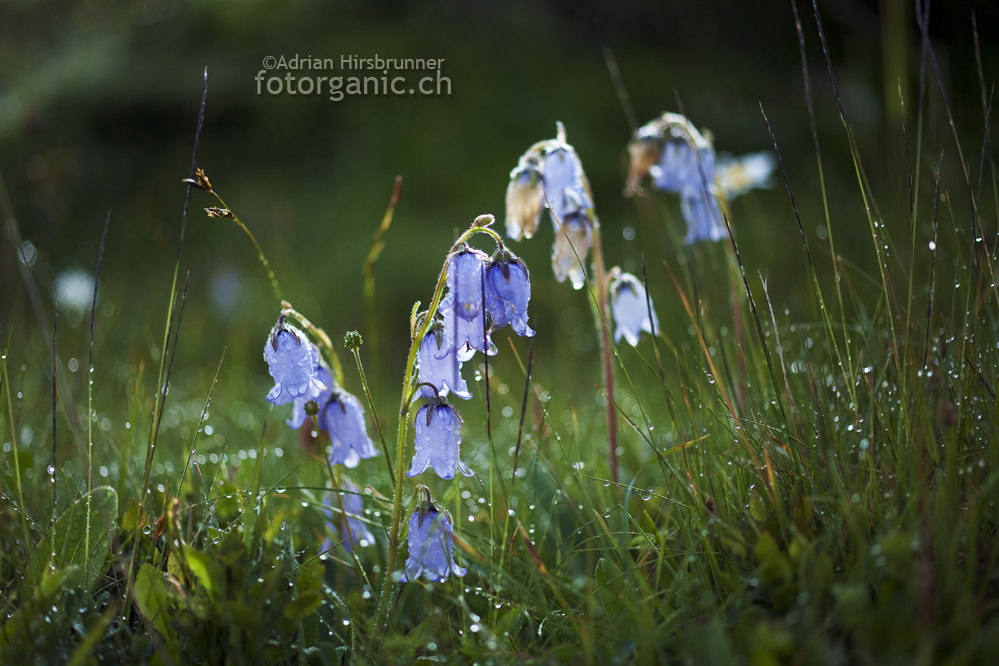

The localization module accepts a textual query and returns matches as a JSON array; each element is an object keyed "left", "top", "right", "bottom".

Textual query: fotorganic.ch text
[{"left": 257, "top": 54, "right": 451, "bottom": 101}]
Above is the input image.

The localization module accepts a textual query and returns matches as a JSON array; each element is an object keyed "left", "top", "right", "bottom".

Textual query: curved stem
[
  {"left": 350, "top": 346, "right": 394, "bottom": 481},
  {"left": 371, "top": 221, "right": 497, "bottom": 654},
  {"left": 209, "top": 191, "right": 283, "bottom": 305}
]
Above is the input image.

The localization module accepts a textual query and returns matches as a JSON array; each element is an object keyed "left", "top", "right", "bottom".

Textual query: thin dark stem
[
  {"left": 923, "top": 166, "right": 942, "bottom": 367},
  {"left": 640, "top": 257, "right": 665, "bottom": 383},
  {"left": 602, "top": 47, "right": 638, "bottom": 132},
  {"left": 51, "top": 316, "right": 57, "bottom": 517},
  {"left": 85, "top": 212, "right": 110, "bottom": 587}
]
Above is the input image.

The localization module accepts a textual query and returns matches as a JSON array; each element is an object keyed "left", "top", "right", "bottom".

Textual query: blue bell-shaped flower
[
  {"left": 323, "top": 389, "right": 378, "bottom": 468},
  {"left": 485, "top": 250, "right": 535, "bottom": 338},
  {"left": 401, "top": 489, "right": 466, "bottom": 583},
  {"left": 407, "top": 399, "right": 473, "bottom": 480},
  {"left": 287, "top": 364, "right": 336, "bottom": 429},
  {"left": 417, "top": 322, "right": 470, "bottom": 400},
  {"left": 610, "top": 272, "right": 660, "bottom": 346},
  {"left": 680, "top": 188, "right": 726, "bottom": 243},
  {"left": 321, "top": 476, "right": 374, "bottom": 553},
  {"left": 441, "top": 246, "right": 496, "bottom": 362},
  {"left": 264, "top": 320, "right": 327, "bottom": 406}
]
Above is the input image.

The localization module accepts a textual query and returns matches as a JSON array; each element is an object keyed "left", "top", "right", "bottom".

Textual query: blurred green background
[{"left": 1, "top": 0, "right": 996, "bottom": 457}]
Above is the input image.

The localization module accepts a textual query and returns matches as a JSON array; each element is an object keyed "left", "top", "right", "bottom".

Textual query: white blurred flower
[
  {"left": 715, "top": 151, "right": 776, "bottom": 199},
  {"left": 51, "top": 268, "right": 93, "bottom": 326},
  {"left": 610, "top": 272, "right": 659, "bottom": 346}
]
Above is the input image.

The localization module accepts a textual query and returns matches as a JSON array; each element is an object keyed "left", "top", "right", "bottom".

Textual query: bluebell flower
[
  {"left": 628, "top": 112, "right": 773, "bottom": 245},
  {"left": 264, "top": 321, "right": 327, "bottom": 405},
  {"left": 323, "top": 389, "right": 378, "bottom": 468},
  {"left": 401, "top": 495, "right": 466, "bottom": 583},
  {"left": 610, "top": 272, "right": 660, "bottom": 346},
  {"left": 287, "top": 364, "right": 336, "bottom": 429},
  {"left": 680, "top": 188, "right": 727, "bottom": 243},
  {"left": 442, "top": 247, "right": 496, "bottom": 362},
  {"left": 485, "top": 251, "right": 535, "bottom": 338},
  {"left": 627, "top": 113, "right": 715, "bottom": 195},
  {"left": 417, "top": 323, "right": 470, "bottom": 400},
  {"left": 407, "top": 399, "right": 472, "bottom": 480},
  {"left": 505, "top": 155, "right": 544, "bottom": 241},
  {"left": 506, "top": 125, "right": 595, "bottom": 290},
  {"left": 541, "top": 145, "right": 593, "bottom": 227},
  {"left": 652, "top": 141, "right": 715, "bottom": 194},
  {"left": 321, "top": 476, "right": 374, "bottom": 553}
]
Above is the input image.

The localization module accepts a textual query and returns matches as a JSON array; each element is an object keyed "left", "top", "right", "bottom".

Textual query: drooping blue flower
[
  {"left": 680, "top": 188, "right": 727, "bottom": 243},
  {"left": 287, "top": 364, "right": 336, "bottom": 430},
  {"left": 652, "top": 140, "right": 715, "bottom": 194},
  {"left": 407, "top": 399, "right": 473, "bottom": 480},
  {"left": 627, "top": 112, "right": 772, "bottom": 245},
  {"left": 441, "top": 247, "right": 496, "bottom": 362},
  {"left": 505, "top": 156, "right": 544, "bottom": 241},
  {"left": 417, "top": 325, "right": 470, "bottom": 400},
  {"left": 504, "top": 125, "right": 596, "bottom": 289},
  {"left": 264, "top": 322, "right": 327, "bottom": 406},
  {"left": 401, "top": 502, "right": 466, "bottom": 583},
  {"left": 321, "top": 476, "right": 374, "bottom": 553},
  {"left": 610, "top": 272, "right": 660, "bottom": 346},
  {"left": 323, "top": 389, "right": 378, "bottom": 468},
  {"left": 541, "top": 145, "right": 593, "bottom": 227},
  {"left": 485, "top": 251, "right": 535, "bottom": 338}
]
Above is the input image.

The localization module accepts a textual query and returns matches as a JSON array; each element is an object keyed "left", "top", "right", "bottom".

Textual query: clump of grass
[{"left": 1, "top": 6, "right": 998, "bottom": 665}]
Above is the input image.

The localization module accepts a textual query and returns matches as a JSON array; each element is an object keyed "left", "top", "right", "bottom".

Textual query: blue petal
[
  {"left": 322, "top": 476, "right": 375, "bottom": 553},
  {"left": 680, "top": 188, "right": 726, "bottom": 244},
  {"left": 651, "top": 140, "right": 715, "bottom": 194},
  {"left": 541, "top": 147, "right": 592, "bottom": 226},
  {"left": 417, "top": 333, "right": 471, "bottom": 400},
  {"left": 324, "top": 390, "right": 378, "bottom": 467},
  {"left": 485, "top": 258, "right": 535, "bottom": 338},
  {"left": 408, "top": 403, "right": 472, "bottom": 480},
  {"left": 403, "top": 508, "right": 465, "bottom": 582}
]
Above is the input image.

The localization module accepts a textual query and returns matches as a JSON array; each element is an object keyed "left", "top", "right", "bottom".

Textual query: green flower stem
[
  {"left": 371, "top": 221, "right": 500, "bottom": 654},
  {"left": 1, "top": 341, "right": 31, "bottom": 550},
  {"left": 348, "top": 340, "right": 394, "bottom": 482},
  {"left": 205, "top": 188, "right": 348, "bottom": 384},
  {"left": 208, "top": 190, "right": 283, "bottom": 305}
]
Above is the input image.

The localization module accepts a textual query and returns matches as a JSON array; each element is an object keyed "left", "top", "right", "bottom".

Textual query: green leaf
[
  {"left": 134, "top": 564, "right": 176, "bottom": 643},
  {"left": 121, "top": 498, "right": 142, "bottom": 532},
  {"left": 185, "top": 549, "right": 219, "bottom": 598},
  {"left": 296, "top": 562, "right": 325, "bottom": 594},
  {"left": 749, "top": 487, "right": 768, "bottom": 522},
  {"left": 22, "top": 487, "right": 118, "bottom": 598},
  {"left": 0, "top": 566, "right": 77, "bottom": 651},
  {"left": 283, "top": 590, "right": 323, "bottom": 621}
]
